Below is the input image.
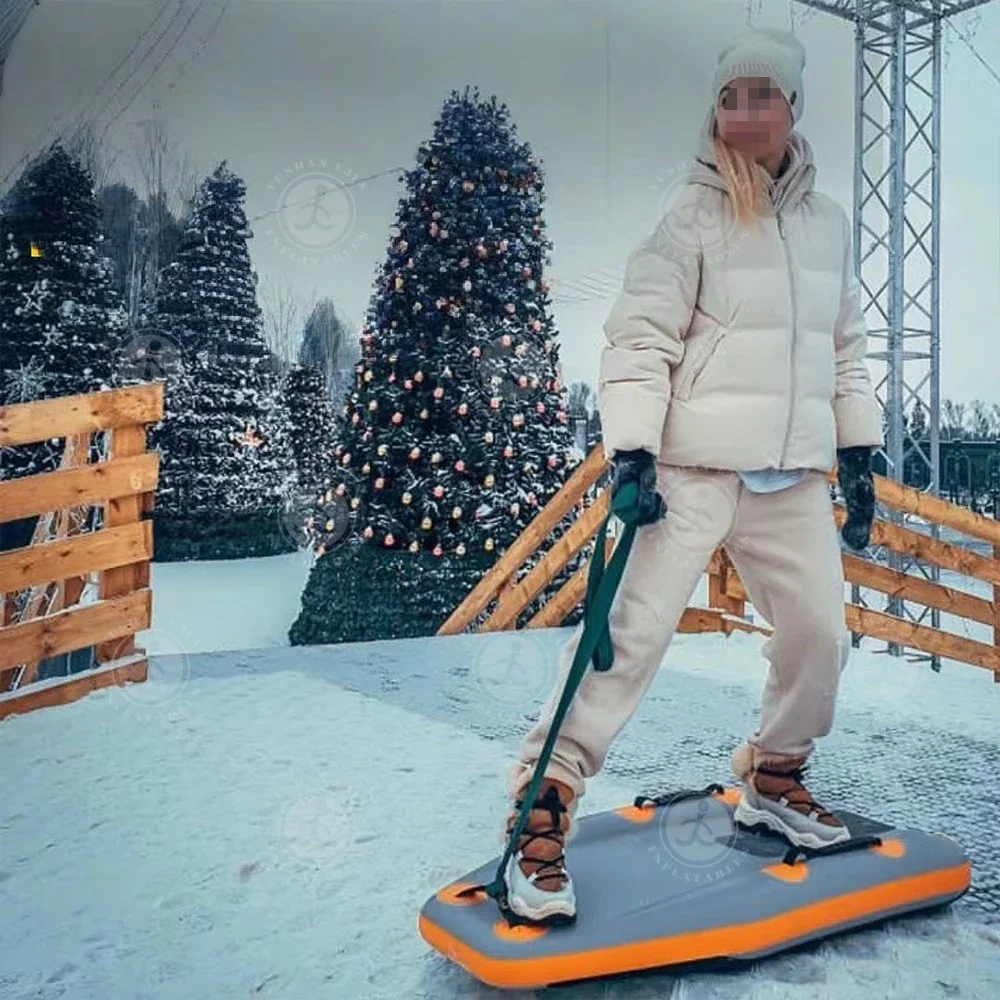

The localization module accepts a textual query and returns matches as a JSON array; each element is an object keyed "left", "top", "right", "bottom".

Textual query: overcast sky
[{"left": 2, "top": 0, "right": 998, "bottom": 404}]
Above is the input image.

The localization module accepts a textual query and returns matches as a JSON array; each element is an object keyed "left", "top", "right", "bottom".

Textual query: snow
[
  {"left": 1, "top": 556, "right": 998, "bottom": 1000},
  {"left": 141, "top": 549, "right": 314, "bottom": 654}
]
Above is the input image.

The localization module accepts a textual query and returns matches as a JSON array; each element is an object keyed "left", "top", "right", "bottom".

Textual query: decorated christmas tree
[
  {"left": 142, "top": 161, "right": 297, "bottom": 561},
  {"left": 291, "top": 86, "right": 590, "bottom": 644},
  {"left": 0, "top": 143, "right": 126, "bottom": 485}
]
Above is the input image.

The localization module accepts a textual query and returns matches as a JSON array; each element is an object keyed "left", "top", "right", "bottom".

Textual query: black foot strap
[
  {"left": 633, "top": 783, "right": 725, "bottom": 809},
  {"left": 780, "top": 834, "right": 883, "bottom": 866}
]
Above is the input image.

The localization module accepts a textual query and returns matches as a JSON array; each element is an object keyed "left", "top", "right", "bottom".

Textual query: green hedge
[
  {"left": 289, "top": 541, "right": 499, "bottom": 645},
  {"left": 151, "top": 507, "right": 299, "bottom": 562}
]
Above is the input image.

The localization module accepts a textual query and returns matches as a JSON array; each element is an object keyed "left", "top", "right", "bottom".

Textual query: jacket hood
[{"left": 687, "top": 105, "right": 816, "bottom": 215}]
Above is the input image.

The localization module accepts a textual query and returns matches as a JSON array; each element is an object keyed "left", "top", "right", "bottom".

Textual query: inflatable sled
[{"left": 418, "top": 783, "right": 971, "bottom": 991}]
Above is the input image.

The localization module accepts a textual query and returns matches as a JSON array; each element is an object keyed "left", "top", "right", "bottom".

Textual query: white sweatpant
[{"left": 506, "top": 462, "right": 851, "bottom": 810}]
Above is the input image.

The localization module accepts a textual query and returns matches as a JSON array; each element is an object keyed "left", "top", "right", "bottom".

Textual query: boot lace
[
  {"left": 508, "top": 784, "right": 569, "bottom": 885},
  {"left": 754, "top": 761, "right": 840, "bottom": 824}
]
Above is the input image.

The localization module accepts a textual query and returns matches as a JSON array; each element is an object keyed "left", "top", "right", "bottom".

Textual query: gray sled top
[{"left": 418, "top": 785, "right": 971, "bottom": 990}]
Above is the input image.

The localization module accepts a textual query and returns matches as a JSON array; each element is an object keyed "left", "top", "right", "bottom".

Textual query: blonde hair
[{"left": 712, "top": 130, "right": 773, "bottom": 229}]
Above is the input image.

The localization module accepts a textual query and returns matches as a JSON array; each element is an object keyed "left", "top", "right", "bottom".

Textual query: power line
[
  {"left": 0, "top": 1, "right": 183, "bottom": 190},
  {"left": 96, "top": 0, "right": 208, "bottom": 146},
  {"left": 66, "top": 0, "right": 179, "bottom": 142},
  {"left": 158, "top": 0, "right": 230, "bottom": 101},
  {"left": 248, "top": 165, "right": 406, "bottom": 223},
  {"left": 945, "top": 11, "right": 1000, "bottom": 89},
  {"left": 548, "top": 265, "right": 625, "bottom": 304}
]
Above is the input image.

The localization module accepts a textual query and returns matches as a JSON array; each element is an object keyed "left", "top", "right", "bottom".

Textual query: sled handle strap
[
  {"left": 583, "top": 497, "right": 616, "bottom": 672},
  {"left": 457, "top": 478, "right": 644, "bottom": 907}
]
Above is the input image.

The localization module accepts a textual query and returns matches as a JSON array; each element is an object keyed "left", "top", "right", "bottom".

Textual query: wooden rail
[
  {"left": 0, "top": 383, "right": 164, "bottom": 720},
  {"left": 440, "top": 444, "right": 1000, "bottom": 683}
]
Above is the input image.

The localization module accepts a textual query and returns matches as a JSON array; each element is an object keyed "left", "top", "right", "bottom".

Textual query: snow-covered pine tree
[
  {"left": 97, "top": 182, "right": 184, "bottom": 331},
  {"left": 0, "top": 143, "right": 126, "bottom": 487},
  {"left": 144, "top": 161, "right": 297, "bottom": 561},
  {"left": 298, "top": 298, "right": 356, "bottom": 403},
  {"left": 283, "top": 362, "right": 338, "bottom": 503},
  {"left": 290, "top": 86, "right": 590, "bottom": 644}
]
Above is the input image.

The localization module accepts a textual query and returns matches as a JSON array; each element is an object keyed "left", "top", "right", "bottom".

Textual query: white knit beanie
[{"left": 712, "top": 28, "right": 807, "bottom": 123}]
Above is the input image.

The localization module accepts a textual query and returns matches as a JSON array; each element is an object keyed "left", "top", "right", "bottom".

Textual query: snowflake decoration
[
  {"left": 21, "top": 280, "right": 48, "bottom": 316},
  {"left": 4, "top": 356, "right": 49, "bottom": 402}
]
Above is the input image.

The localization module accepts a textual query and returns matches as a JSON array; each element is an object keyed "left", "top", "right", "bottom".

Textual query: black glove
[
  {"left": 610, "top": 448, "right": 666, "bottom": 526},
  {"left": 836, "top": 445, "right": 875, "bottom": 551}
]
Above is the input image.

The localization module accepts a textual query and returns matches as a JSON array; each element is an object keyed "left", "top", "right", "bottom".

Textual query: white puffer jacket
[{"left": 598, "top": 107, "right": 884, "bottom": 472}]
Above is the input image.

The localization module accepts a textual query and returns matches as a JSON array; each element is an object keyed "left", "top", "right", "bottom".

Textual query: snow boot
[
  {"left": 731, "top": 744, "right": 850, "bottom": 849},
  {"left": 501, "top": 776, "right": 577, "bottom": 922}
]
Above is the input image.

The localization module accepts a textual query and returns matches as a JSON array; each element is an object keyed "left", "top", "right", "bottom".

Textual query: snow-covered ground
[
  {"left": 142, "top": 547, "right": 998, "bottom": 688},
  {"left": 2, "top": 554, "right": 999, "bottom": 1000},
  {"left": 141, "top": 549, "right": 315, "bottom": 654}
]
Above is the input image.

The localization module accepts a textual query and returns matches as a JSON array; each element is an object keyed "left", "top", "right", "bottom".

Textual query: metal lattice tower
[{"left": 789, "top": 0, "right": 995, "bottom": 666}]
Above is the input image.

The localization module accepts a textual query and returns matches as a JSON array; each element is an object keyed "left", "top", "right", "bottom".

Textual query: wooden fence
[
  {"left": 0, "top": 383, "right": 164, "bottom": 720},
  {"left": 439, "top": 444, "right": 1000, "bottom": 683}
]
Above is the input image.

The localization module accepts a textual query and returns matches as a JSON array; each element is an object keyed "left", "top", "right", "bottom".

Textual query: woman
[{"left": 500, "top": 27, "right": 883, "bottom": 923}]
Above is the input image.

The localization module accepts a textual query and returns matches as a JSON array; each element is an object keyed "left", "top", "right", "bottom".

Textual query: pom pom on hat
[{"left": 712, "top": 28, "right": 806, "bottom": 123}]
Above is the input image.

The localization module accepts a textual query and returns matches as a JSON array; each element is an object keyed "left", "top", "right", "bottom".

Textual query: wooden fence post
[
  {"left": 96, "top": 424, "right": 149, "bottom": 664},
  {"left": 0, "top": 384, "right": 162, "bottom": 719},
  {"left": 708, "top": 548, "right": 745, "bottom": 619},
  {"left": 994, "top": 542, "right": 999, "bottom": 685}
]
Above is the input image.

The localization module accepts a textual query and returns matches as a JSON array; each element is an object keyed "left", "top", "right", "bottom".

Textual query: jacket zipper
[{"left": 776, "top": 208, "right": 796, "bottom": 467}]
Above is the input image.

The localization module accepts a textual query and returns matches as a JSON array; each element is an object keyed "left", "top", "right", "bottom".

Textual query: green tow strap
[{"left": 457, "top": 478, "right": 648, "bottom": 916}]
